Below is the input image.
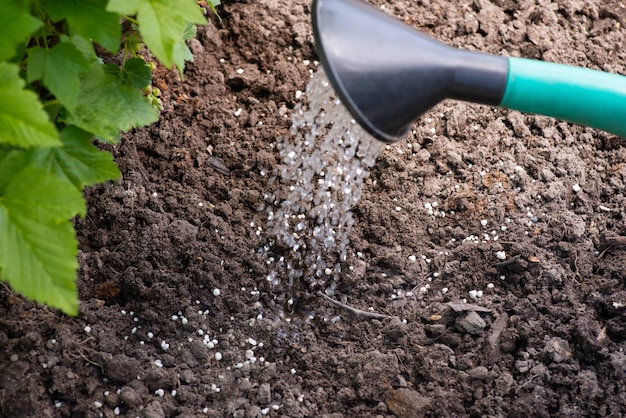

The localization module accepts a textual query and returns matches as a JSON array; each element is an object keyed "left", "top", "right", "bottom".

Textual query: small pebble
[{"left": 456, "top": 311, "right": 486, "bottom": 335}]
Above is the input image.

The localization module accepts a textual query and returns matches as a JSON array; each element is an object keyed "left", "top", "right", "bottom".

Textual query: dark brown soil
[{"left": 3, "top": 0, "right": 626, "bottom": 417}]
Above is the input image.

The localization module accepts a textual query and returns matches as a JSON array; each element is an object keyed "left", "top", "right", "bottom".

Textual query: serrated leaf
[
  {"left": 107, "top": 0, "right": 206, "bottom": 72},
  {"left": 121, "top": 58, "right": 153, "bottom": 89},
  {"left": 0, "top": 0, "right": 42, "bottom": 61},
  {"left": 0, "top": 63, "right": 59, "bottom": 147},
  {"left": 172, "top": 41, "right": 194, "bottom": 70},
  {"left": 28, "top": 126, "right": 121, "bottom": 189},
  {"left": 0, "top": 150, "right": 86, "bottom": 219},
  {"left": 62, "top": 34, "right": 99, "bottom": 64},
  {"left": 0, "top": 152, "right": 85, "bottom": 316},
  {"left": 182, "top": 22, "right": 197, "bottom": 40},
  {"left": 27, "top": 43, "right": 90, "bottom": 110},
  {"left": 103, "top": 63, "right": 121, "bottom": 77},
  {"left": 67, "top": 64, "right": 158, "bottom": 143},
  {"left": 43, "top": 0, "right": 121, "bottom": 53}
]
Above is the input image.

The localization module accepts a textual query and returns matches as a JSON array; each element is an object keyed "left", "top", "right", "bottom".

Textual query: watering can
[{"left": 312, "top": 0, "right": 626, "bottom": 143}]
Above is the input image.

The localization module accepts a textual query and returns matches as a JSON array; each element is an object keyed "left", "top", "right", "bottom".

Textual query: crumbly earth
[{"left": 2, "top": 0, "right": 626, "bottom": 417}]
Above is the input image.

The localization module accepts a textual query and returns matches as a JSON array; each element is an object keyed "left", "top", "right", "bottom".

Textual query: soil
[{"left": 3, "top": 0, "right": 626, "bottom": 417}]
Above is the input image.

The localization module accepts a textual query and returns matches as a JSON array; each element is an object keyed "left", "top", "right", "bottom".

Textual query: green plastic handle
[{"left": 500, "top": 57, "right": 626, "bottom": 137}]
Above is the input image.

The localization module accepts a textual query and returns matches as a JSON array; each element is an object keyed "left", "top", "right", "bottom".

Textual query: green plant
[{"left": 0, "top": 0, "right": 219, "bottom": 316}]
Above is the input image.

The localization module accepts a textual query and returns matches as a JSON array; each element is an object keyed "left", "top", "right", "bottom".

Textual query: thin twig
[
  {"left": 76, "top": 349, "right": 104, "bottom": 372},
  {"left": 317, "top": 292, "right": 393, "bottom": 320}
]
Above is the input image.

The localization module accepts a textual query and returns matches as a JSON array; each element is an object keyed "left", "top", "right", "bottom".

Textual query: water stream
[{"left": 262, "top": 69, "right": 383, "bottom": 297}]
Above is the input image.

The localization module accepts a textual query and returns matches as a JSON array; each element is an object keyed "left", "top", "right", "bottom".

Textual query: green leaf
[
  {"left": 121, "top": 58, "right": 153, "bottom": 89},
  {"left": 61, "top": 34, "right": 99, "bottom": 65},
  {"left": 107, "top": 0, "right": 206, "bottom": 72},
  {"left": 28, "top": 126, "right": 121, "bottom": 189},
  {"left": 182, "top": 22, "right": 197, "bottom": 40},
  {"left": 103, "top": 63, "right": 121, "bottom": 77},
  {"left": 0, "top": 0, "right": 42, "bottom": 61},
  {"left": 0, "top": 63, "right": 59, "bottom": 147},
  {"left": 43, "top": 0, "right": 121, "bottom": 53},
  {"left": 0, "top": 152, "right": 85, "bottom": 316},
  {"left": 172, "top": 22, "right": 197, "bottom": 68},
  {"left": 27, "top": 43, "right": 90, "bottom": 110},
  {"left": 207, "top": 0, "right": 221, "bottom": 19},
  {"left": 67, "top": 64, "right": 158, "bottom": 142},
  {"left": 172, "top": 42, "right": 194, "bottom": 70}
]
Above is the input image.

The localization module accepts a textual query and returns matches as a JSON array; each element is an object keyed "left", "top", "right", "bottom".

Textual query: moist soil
[{"left": 3, "top": 0, "right": 626, "bottom": 417}]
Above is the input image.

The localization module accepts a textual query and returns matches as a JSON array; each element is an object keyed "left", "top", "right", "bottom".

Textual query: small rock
[
  {"left": 455, "top": 312, "right": 486, "bottom": 335},
  {"left": 468, "top": 366, "right": 490, "bottom": 380},
  {"left": 144, "top": 401, "right": 165, "bottom": 418},
  {"left": 103, "top": 392, "right": 119, "bottom": 409},
  {"left": 385, "top": 388, "right": 432, "bottom": 418},
  {"left": 119, "top": 386, "right": 142, "bottom": 408},
  {"left": 515, "top": 359, "right": 533, "bottom": 374},
  {"left": 180, "top": 369, "right": 197, "bottom": 384},
  {"left": 610, "top": 351, "right": 626, "bottom": 380},
  {"left": 543, "top": 337, "right": 571, "bottom": 363},
  {"left": 208, "top": 156, "right": 230, "bottom": 176},
  {"left": 495, "top": 372, "right": 514, "bottom": 392},
  {"left": 257, "top": 382, "right": 271, "bottom": 404}
]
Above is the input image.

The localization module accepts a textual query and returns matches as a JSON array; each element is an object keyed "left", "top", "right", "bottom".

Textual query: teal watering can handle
[{"left": 500, "top": 57, "right": 626, "bottom": 137}]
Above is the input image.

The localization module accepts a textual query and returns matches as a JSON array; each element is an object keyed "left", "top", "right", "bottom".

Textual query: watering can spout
[
  {"left": 312, "top": 0, "right": 508, "bottom": 143},
  {"left": 312, "top": 0, "right": 626, "bottom": 142}
]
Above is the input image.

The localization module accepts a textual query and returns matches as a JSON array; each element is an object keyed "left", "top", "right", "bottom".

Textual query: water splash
[{"left": 262, "top": 69, "right": 383, "bottom": 295}]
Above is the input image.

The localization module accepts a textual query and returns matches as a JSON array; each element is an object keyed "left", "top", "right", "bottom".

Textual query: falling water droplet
[{"left": 261, "top": 69, "right": 383, "bottom": 292}]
